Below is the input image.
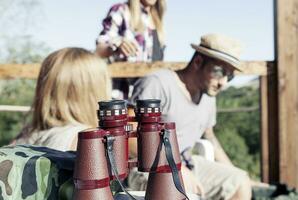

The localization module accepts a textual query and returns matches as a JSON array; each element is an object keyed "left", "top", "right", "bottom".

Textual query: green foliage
[
  {"left": 0, "top": 79, "right": 36, "bottom": 146},
  {"left": 215, "top": 84, "right": 261, "bottom": 180}
]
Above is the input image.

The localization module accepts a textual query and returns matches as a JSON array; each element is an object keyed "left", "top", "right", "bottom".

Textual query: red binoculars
[{"left": 73, "top": 99, "right": 189, "bottom": 200}]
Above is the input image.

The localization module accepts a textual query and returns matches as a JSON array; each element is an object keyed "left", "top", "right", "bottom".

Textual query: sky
[{"left": 5, "top": 0, "right": 275, "bottom": 86}]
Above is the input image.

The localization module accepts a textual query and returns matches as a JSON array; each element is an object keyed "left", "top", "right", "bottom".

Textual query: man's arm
[{"left": 202, "top": 127, "right": 233, "bottom": 166}]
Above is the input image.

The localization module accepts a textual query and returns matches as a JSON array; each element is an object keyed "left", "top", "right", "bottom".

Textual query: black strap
[
  {"left": 105, "top": 135, "right": 138, "bottom": 200},
  {"left": 162, "top": 129, "right": 190, "bottom": 200},
  {"left": 181, "top": 148, "right": 195, "bottom": 170}
]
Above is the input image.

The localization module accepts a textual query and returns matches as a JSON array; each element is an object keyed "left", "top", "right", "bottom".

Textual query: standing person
[
  {"left": 130, "top": 34, "right": 252, "bottom": 200},
  {"left": 14, "top": 47, "right": 112, "bottom": 151},
  {"left": 96, "top": 0, "right": 166, "bottom": 98}
]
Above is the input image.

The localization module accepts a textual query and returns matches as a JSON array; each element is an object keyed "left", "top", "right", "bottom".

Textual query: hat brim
[{"left": 191, "top": 44, "right": 243, "bottom": 71}]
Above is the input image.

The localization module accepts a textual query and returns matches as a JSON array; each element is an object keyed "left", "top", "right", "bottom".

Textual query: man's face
[{"left": 200, "top": 58, "right": 234, "bottom": 97}]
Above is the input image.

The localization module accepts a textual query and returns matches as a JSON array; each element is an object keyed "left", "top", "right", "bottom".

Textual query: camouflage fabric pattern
[{"left": 0, "top": 145, "right": 75, "bottom": 200}]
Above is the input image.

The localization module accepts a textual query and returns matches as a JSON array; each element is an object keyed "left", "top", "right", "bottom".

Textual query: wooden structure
[
  {"left": 276, "top": 0, "right": 298, "bottom": 187},
  {"left": 260, "top": 0, "right": 298, "bottom": 188},
  {"left": 0, "top": 61, "right": 268, "bottom": 79},
  {"left": 0, "top": 0, "right": 298, "bottom": 189}
]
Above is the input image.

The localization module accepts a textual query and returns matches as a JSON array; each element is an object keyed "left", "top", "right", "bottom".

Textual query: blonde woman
[
  {"left": 96, "top": 0, "right": 166, "bottom": 98},
  {"left": 14, "top": 47, "right": 111, "bottom": 151},
  {"left": 96, "top": 0, "right": 166, "bottom": 62}
]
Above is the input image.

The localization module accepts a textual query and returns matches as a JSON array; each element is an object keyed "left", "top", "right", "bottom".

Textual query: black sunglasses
[{"left": 211, "top": 66, "right": 234, "bottom": 82}]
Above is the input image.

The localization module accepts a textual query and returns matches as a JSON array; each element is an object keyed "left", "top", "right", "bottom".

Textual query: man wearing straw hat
[{"left": 130, "top": 33, "right": 252, "bottom": 200}]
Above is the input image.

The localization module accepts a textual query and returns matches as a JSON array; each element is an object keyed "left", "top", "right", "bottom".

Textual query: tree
[
  {"left": 215, "top": 84, "right": 261, "bottom": 179},
  {"left": 0, "top": 0, "right": 50, "bottom": 146}
]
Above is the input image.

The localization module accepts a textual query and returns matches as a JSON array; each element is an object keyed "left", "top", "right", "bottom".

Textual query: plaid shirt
[{"left": 96, "top": 2, "right": 163, "bottom": 62}]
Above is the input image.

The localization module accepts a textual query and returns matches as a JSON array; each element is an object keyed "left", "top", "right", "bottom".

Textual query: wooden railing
[
  {"left": 0, "top": 61, "right": 270, "bottom": 113},
  {"left": 0, "top": 61, "right": 269, "bottom": 79}
]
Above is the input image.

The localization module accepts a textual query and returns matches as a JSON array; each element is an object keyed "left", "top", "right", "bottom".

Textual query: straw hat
[{"left": 191, "top": 34, "right": 243, "bottom": 71}]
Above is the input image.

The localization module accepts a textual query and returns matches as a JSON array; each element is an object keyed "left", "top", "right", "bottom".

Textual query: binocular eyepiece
[
  {"left": 98, "top": 100, "right": 128, "bottom": 128},
  {"left": 136, "top": 99, "right": 161, "bottom": 112},
  {"left": 135, "top": 99, "right": 162, "bottom": 124},
  {"left": 98, "top": 100, "right": 127, "bottom": 114}
]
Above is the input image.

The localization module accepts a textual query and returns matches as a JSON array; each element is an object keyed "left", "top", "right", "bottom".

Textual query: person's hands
[
  {"left": 117, "top": 39, "right": 139, "bottom": 57},
  {"left": 181, "top": 165, "right": 205, "bottom": 197},
  {"left": 251, "top": 180, "right": 270, "bottom": 188}
]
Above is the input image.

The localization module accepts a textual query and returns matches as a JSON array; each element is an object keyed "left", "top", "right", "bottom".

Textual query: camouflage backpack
[{"left": 0, "top": 145, "right": 75, "bottom": 200}]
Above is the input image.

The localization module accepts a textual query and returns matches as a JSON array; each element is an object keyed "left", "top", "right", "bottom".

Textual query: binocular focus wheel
[
  {"left": 135, "top": 107, "right": 160, "bottom": 114},
  {"left": 99, "top": 108, "right": 127, "bottom": 117}
]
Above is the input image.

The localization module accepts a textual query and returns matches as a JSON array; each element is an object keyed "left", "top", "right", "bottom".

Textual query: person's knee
[{"left": 230, "top": 173, "right": 252, "bottom": 200}]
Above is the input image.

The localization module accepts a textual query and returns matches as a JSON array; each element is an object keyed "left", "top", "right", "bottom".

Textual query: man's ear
[{"left": 192, "top": 54, "right": 204, "bottom": 70}]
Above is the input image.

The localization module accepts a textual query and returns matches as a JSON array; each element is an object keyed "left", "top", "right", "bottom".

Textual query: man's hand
[
  {"left": 181, "top": 165, "right": 205, "bottom": 197},
  {"left": 203, "top": 128, "right": 233, "bottom": 166}
]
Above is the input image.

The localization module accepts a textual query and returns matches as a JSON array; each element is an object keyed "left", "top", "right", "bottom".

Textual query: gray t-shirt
[{"left": 131, "top": 69, "right": 216, "bottom": 151}]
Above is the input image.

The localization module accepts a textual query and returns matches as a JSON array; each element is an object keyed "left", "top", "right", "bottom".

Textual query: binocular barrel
[
  {"left": 73, "top": 128, "right": 113, "bottom": 200},
  {"left": 135, "top": 99, "right": 181, "bottom": 172},
  {"left": 135, "top": 99, "right": 188, "bottom": 200},
  {"left": 137, "top": 122, "right": 182, "bottom": 172},
  {"left": 98, "top": 100, "right": 129, "bottom": 180}
]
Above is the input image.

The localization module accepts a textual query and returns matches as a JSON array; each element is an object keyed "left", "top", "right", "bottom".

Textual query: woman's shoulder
[
  {"left": 22, "top": 124, "right": 86, "bottom": 142},
  {"left": 108, "top": 2, "right": 129, "bottom": 13},
  {"left": 29, "top": 123, "right": 89, "bottom": 151},
  {"left": 49, "top": 123, "right": 88, "bottom": 135}
]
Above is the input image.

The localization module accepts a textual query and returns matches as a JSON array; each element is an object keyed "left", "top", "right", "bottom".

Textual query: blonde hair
[
  {"left": 24, "top": 47, "right": 111, "bottom": 135},
  {"left": 128, "top": 0, "right": 166, "bottom": 45}
]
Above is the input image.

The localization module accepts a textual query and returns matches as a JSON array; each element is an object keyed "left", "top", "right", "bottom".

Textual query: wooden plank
[
  {"left": 108, "top": 61, "right": 186, "bottom": 78},
  {"left": 0, "top": 105, "right": 30, "bottom": 112},
  {"left": 217, "top": 106, "right": 258, "bottom": 113},
  {"left": 267, "top": 63, "right": 280, "bottom": 184},
  {"left": 260, "top": 62, "right": 279, "bottom": 184},
  {"left": 0, "top": 63, "right": 40, "bottom": 79},
  {"left": 237, "top": 61, "right": 270, "bottom": 76},
  {"left": 276, "top": 0, "right": 298, "bottom": 188},
  {"left": 0, "top": 61, "right": 269, "bottom": 79},
  {"left": 260, "top": 75, "right": 269, "bottom": 183}
]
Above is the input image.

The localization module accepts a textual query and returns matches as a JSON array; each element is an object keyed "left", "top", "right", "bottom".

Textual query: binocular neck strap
[
  {"left": 162, "top": 129, "right": 190, "bottom": 200},
  {"left": 105, "top": 135, "right": 138, "bottom": 200}
]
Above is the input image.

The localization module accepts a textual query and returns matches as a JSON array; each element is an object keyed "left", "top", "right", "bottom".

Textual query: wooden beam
[
  {"left": 0, "top": 61, "right": 269, "bottom": 79},
  {"left": 0, "top": 105, "right": 30, "bottom": 112},
  {"left": 260, "top": 62, "right": 279, "bottom": 184},
  {"left": 109, "top": 61, "right": 186, "bottom": 78},
  {"left": 267, "top": 62, "right": 280, "bottom": 184},
  {"left": 0, "top": 63, "right": 40, "bottom": 79},
  {"left": 276, "top": 0, "right": 298, "bottom": 188},
  {"left": 260, "top": 75, "right": 269, "bottom": 183}
]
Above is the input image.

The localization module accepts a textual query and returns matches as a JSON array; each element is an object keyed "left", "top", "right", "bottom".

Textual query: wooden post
[
  {"left": 276, "top": 0, "right": 298, "bottom": 188},
  {"left": 260, "top": 75, "right": 269, "bottom": 183},
  {"left": 260, "top": 62, "right": 279, "bottom": 183}
]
